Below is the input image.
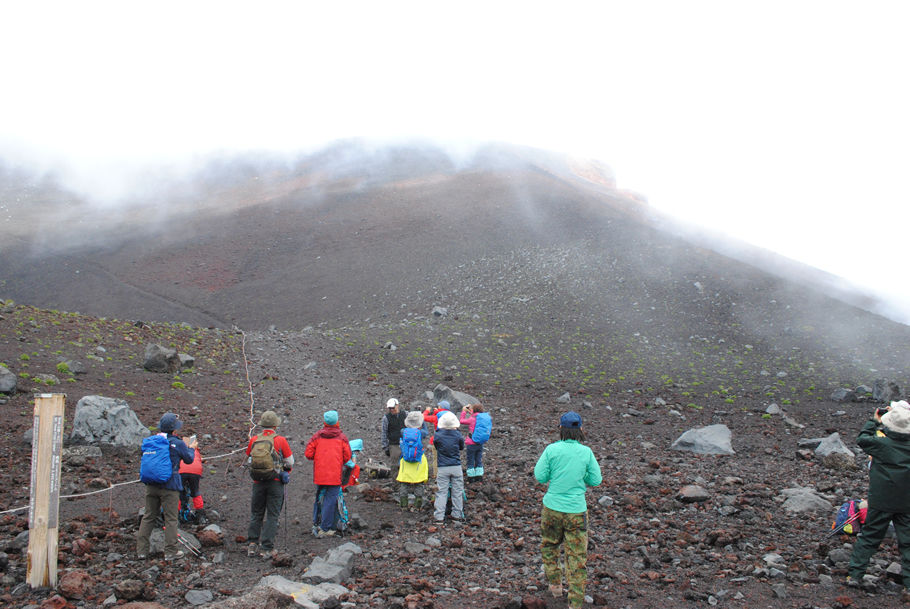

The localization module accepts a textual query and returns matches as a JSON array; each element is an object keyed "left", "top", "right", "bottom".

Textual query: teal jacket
[
  {"left": 857, "top": 419, "right": 910, "bottom": 513},
  {"left": 534, "top": 439, "right": 602, "bottom": 514}
]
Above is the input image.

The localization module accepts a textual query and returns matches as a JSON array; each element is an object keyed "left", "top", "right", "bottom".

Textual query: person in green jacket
[
  {"left": 848, "top": 404, "right": 910, "bottom": 598},
  {"left": 534, "top": 411, "right": 603, "bottom": 609}
]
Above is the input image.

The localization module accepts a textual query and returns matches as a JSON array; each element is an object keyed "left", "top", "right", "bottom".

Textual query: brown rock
[
  {"left": 39, "top": 594, "right": 70, "bottom": 609},
  {"left": 114, "top": 579, "right": 145, "bottom": 600},
  {"left": 120, "top": 603, "right": 170, "bottom": 609},
  {"left": 58, "top": 569, "right": 93, "bottom": 599},
  {"left": 196, "top": 529, "right": 223, "bottom": 547},
  {"left": 70, "top": 538, "right": 92, "bottom": 556}
]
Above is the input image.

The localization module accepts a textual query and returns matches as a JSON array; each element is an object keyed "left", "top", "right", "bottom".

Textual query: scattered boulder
[
  {"left": 873, "top": 379, "right": 902, "bottom": 403},
  {"left": 814, "top": 433, "right": 854, "bottom": 459},
  {"left": 143, "top": 343, "right": 180, "bottom": 373},
  {"left": 301, "top": 542, "right": 361, "bottom": 585},
  {"left": 670, "top": 424, "right": 735, "bottom": 455},
  {"left": 0, "top": 365, "right": 18, "bottom": 393},
  {"left": 57, "top": 569, "right": 93, "bottom": 599},
  {"left": 432, "top": 384, "right": 480, "bottom": 410},
  {"left": 257, "top": 574, "right": 348, "bottom": 609},
  {"left": 431, "top": 306, "right": 448, "bottom": 317},
  {"left": 184, "top": 589, "right": 213, "bottom": 606},
  {"left": 677, "top": 485, "right": 710, "bottom": 503},
  {"left": 178, "top": 353, "right": 195, "bottom": 369},
  {"left": 556, "top": 392, "right": 572, "bottom": 404},
  {"left": 778, "top": 487, "right": 833, "bottom": 513},
  {"left": 829, "top": 388, "right": 856, "bottom": 403},
  {"left": 58, "top": 359, "right": 86, "bottom": 375},
  {"left": 70, "top": 396, "right": 150, "bottom": 447}
]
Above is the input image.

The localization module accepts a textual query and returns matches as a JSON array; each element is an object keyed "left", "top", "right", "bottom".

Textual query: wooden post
[{"left": 27, "top": 393, "right": 65, "bottom": 589}]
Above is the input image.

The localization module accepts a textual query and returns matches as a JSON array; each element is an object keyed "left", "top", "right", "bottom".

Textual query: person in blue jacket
[
  {"left": 534, "top": 411, "right": 602, "bottom": 609},
  {"left": 136, "top": 412, "right": 195, "bottom": 560}
]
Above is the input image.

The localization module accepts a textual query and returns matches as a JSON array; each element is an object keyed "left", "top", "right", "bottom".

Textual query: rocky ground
[{"left": 1, "top": 299, "right": 909, "bottom": 609}]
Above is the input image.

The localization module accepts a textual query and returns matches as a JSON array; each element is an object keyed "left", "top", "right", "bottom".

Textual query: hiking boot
[
  {"left": 247, "top": 543, "right": 259, "bottom": 557},
  {"left": 548, "top": 583, "right": 563, "bottom": 598},
  {"left": 399, "top": 496, "right": 409, "bottom": 508},
  {"left": 316, "top": 529, "right": 336, "bottom": 538},
  {"left": 136, "top": 553, "right": 147, "bottom": 560},
  {"left": 164, "top": 550, "right": 185, "bottom": 561},
  {"left": 413, "top": 498, "right": 423, "bottom": 510},
  {"left": 260, "top": 548, "right": 276, "bottom": 558},
  {"left": 846, "top": 576, "right": 860, "bottom": 589}
]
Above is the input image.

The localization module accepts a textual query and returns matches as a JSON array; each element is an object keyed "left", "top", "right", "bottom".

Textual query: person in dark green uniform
[
  {"left": 848, "top": 404, "right": 910, "bottom": 598},
  {"left": 534, "top": 411, "right": 603, "bottom": 609}
]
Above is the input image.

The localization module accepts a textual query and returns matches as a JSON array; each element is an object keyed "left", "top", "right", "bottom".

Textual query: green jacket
[
  {"left": 857, "top": 419, "right": 910, "bottom": 513},
  {"left": 534, "top": 439, "right": 602, "bottom": 514}
]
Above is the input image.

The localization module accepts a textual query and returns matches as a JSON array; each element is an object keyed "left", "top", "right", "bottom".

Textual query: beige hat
[
  {"left": 404, "top": 411, "right": 424, "bottom": 428},
  {"left": 882, "top": 407, "right": 910, "bottom": 435},
  {"left": 437, "top": 411, "right": 459, "bottom": 430},
  {"left": 259, "top": 410, "right": 281, "bottom": 428},
  {"left": 890, "top": 400, "right": 910, "bottom": 412}
]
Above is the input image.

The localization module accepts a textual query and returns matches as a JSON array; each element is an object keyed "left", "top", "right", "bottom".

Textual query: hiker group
[{"left": 136, "top": 400, "right": 603, "bottom": 609}]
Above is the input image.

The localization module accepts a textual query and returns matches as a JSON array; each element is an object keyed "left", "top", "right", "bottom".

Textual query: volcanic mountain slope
[{"left": 1, "top": 142, "right": 910, "bottom": 607}]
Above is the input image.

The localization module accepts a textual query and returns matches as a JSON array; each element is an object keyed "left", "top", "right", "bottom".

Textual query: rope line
[{"left": 2, "top": 328, "right": 262, "bottom": 516}]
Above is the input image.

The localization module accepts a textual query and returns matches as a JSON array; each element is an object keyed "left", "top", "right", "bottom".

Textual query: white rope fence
[{"left": 0, "top": 328, "right": 261, "bottom": 516}]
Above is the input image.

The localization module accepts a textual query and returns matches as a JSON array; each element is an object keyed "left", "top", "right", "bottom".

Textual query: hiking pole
[
  {"left": 283, "top": 484, "right": 288, "bottom": 550},
  {"left": 176, "top": 532, "right": 204, "bottom": 558},
  {"left": 827, "top": 512, "right": 862, "bottom": 538}
]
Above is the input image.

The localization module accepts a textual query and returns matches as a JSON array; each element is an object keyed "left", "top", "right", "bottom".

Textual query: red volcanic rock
[
  {"left": 70, "top": 538, "right": 92, "bottom": 556},
  {"left": 58, "top": 569, "right": 93, "bottom": 599},
  {"left": 39, "top": 594, "right": 70, "bottom": 609}
]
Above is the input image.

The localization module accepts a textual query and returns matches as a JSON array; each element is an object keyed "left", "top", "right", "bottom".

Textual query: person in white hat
[
  {"left": 381, "top": 398, "right": 407, "bottom": 477},
  {"left": 848, "top": 404, "right": 910, "bottom": 599}
]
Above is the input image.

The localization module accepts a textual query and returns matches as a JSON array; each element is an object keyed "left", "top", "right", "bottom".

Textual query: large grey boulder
[
  {"left": 301, "top": 542, "right": 361, "bottom": 585},
  {"left": 873, "top": 379, "right": 902, "bottom": 404},
  {"left": 70, "top": 396, "right": 150, "bottom": 447},
  {"left": 0, "top": 365, "right": 16, "bottom": 394},
  {"left": 778, "top": 487, "right": 833, "bottom": 513},
  {"left": 143, "top": 343, "right": 180, "bottom": 373},
  {"left": 670, "top": 424, "right": 735, "bottom": 455},
  {"left": 814, "top": 433, "right": 854, "bottom": 458},
  {"left": 432, "top": 384, "right": 480, "bottom": 410},
  {"left": 257, "top": 574, "right": 348, "bottom": 609}
]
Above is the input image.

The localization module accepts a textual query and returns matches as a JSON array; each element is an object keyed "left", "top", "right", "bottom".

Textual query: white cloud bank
[{"left": 1, "top": 1, "right": 909, "bottom": 321}]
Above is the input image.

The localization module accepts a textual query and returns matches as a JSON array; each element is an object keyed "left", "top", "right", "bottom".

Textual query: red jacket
[
  {"left": 304, "top": 425, "right": 352, "bottom": 486},
  {"left": 178, "top": 447, "right": 203, "bottom": 476},
  {"left": 423, "top": 408, "right": 448, "bottom": 445}
]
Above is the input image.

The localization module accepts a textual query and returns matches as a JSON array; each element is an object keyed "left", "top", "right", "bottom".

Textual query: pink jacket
[{"left": 459, "top": 411, "right": 477, "bottom": 445}]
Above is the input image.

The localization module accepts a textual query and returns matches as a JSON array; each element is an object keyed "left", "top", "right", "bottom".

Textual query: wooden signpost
[{"left": 27, "top": 393, "right": 65, "bottom": 589}]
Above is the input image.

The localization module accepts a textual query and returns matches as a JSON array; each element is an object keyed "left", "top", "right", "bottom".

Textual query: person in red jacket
[
  {"left": 178, "top": 431, "right": 205, "bottom": 520},
  {"left": 422, "top": 400, "right": 451, "bottom": 480},
  {"left": 304, "top": 410, "right": 352, "bottom": 537},
  {"left": 245, "top": 411, "right": 294, "bottom": 557}
]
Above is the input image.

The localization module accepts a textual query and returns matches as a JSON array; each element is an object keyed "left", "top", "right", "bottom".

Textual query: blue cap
[
  {"left": 559, "top": 411, "right": 582, "bottom": 428},
  {"left": 324, "top": 410, "right": 339, "bottom": 425},
  {"left": 349, "top": 439, "right": 363, "bottom": 452},
  {"left": 438, "top": 400, "right": 451, "bottom": 411},
  {"left": 159, "top": 412, "right": 182, "bottom": 433}
]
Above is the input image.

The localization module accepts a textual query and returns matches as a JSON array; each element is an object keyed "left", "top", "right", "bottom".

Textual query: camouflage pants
[{"left": 541, "top": 505, "right": 588, "bottom": 609}]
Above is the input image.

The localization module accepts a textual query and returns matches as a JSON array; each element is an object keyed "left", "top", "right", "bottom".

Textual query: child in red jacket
[
  {"left": 178, "top": 432, "right": 204, "bottom": 521},
  {"left": 305, "top": 410, "right": 352, "bottom": 537}
]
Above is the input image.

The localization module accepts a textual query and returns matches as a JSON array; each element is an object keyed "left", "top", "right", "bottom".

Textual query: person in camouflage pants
[
  {"left": 534, "top": 411, "right": 602, "bottom": 609},
  {"left": 541, "top": 506, "right": 589, "bottom": 606}
]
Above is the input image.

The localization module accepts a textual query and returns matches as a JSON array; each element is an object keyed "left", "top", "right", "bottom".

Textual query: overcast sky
[{"left": 2, "top": 1, "right": 909, "bottom": 323}]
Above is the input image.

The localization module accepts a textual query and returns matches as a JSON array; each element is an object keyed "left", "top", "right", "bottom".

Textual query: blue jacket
[
  {"left": 434, "top": 428, "right": 464, "bottom": 467},
  {"left": 157, "top": 434, "right": 195, "bottom": 491}
]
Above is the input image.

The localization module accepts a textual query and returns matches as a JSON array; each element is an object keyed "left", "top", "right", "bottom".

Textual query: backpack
[
  {"left": 140, "top": 434, "right": 173, "bottom": 484},
  {"left": 400, "top": 428, "right": 424, "bottom": 463},
  {"left": 831, "top": 499, "right": 867, "bottom": 535},
  {"left": 471, "top": 412, "right": 492, "bottom": 444},
  {"left": 249, "top": 433, "right": 281, "bottom": 481}
]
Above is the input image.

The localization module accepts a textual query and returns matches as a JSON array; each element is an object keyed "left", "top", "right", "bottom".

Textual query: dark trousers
[
  {"left": 137, "top": 485, "right": 179, "bottom": 555},
  {"left": 466, "top": 444, "right": 484, "bottom": 470},
  {"left": 848, "top": 507, "right": 910, "bottom": 588},
  {"left": 247, "top": 479, "right": 284, "bottom": 550},
  {"left": 314, "top": 485, "right": 341, "bottom": 532}
]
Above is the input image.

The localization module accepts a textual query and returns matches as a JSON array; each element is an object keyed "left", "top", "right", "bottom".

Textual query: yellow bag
[{"left": 396, "top": 454, "right": 428, "bottom": 483}]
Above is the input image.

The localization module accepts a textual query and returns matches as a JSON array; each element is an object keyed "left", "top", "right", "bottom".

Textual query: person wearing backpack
[
  {"left": 381, "top": 398, "right": 407, "bottom": 478},
  {"left": 304, "top": 410, "right": 352, "bottom": 537},
  {"left": 136, "top": 412, "right": 196, "bottom": 561},
  {"left": 847, "top": 405, "right": 910, "bottom": 599},
  {"left": 459, "top": 403, "right": 491, "bottom": 484},
  {"left": 432, "top": 410, "right": 465, "bottom": 524},
  {"left": 534, "top": 411, "right": 603, "bottom": 609},
  {"left": 397, "top": 410, "right": 430, "bottom": 510},
  {"left": 245, "top": 410, "right": 294, "bottom": 557}
]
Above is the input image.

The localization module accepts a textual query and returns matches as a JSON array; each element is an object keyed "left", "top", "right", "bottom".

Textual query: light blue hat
[
  {"left": 324, "top": 410, "right": 339, "bottom": 425},
  {"left": 349, "top": 439, "right": 363, "bottom": 452}
]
